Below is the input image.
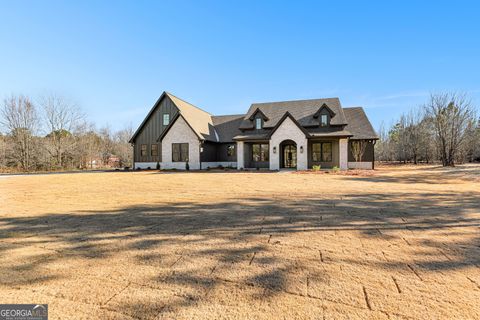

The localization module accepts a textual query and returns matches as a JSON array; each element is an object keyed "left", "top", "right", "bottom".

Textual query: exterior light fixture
[
  {"left": 300, "top": 146, "right": 304, "bottom": 153},
  {"left": 273, "top": 146, "right": 277, "bottom": 154},
  {"left": 200, "top": 147, "right": 204, "bottom": 153}
]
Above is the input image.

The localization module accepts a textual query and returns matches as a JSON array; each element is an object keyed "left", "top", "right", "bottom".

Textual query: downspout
[
  {"left": 131, "top": 143, "right": 135, "bottom": 170},
  {"left": 372, "top": 140, "right": 377, "bottom": 170},
  {"left": 199, "top": 140, "right": 203, "bottom": 170}
]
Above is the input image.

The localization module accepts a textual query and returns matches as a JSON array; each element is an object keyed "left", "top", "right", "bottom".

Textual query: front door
[{"left": 283, "top": 144, "right": 297, "bottom": 168}]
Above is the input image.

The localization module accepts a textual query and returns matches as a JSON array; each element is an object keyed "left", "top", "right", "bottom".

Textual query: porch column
[
  {"left": 339, "top": 138, "right": 348, "bottom": 170},
  {"left": 237, "top": 141, "right": 244, "bottom": 169},
  {"left": 297, "top": 139, "right": 308, "bottom": 170},
  {"left": 270, "top": 142, "right": 279, "bottom": 170}
]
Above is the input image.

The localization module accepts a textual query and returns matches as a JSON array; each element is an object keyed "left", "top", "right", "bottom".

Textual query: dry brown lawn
[{"left": 1, "top": 164, "right": 479, "bottom": 319}]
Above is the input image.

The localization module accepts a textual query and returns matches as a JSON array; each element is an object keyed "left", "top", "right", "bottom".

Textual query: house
[{"left": 129, "top": 92, "right": 378, "bottom": 170}]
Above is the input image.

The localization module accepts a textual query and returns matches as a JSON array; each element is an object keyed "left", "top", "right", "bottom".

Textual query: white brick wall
[
  {"left": 134, "top": 162, "right": 158, "bottom": 170},
  {"left": 161, "top": 116, "right": 201, "bottom": 170},
  {"left": 202, "top": 162, "right": 237, "bottom": 169},
  {"left": 269, "top": 117, "right": 308, "bottom": 170},
  {"left": 339, "top": 138, "right": 348, "bottom": 170},
  {"left": 348, "top": 161, "right": 373, "bottom": 170},
  {"left": 236, "top": 141, "right": 244, "bottom": 169}
]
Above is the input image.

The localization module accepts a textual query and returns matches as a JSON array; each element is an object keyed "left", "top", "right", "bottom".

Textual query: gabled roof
[
  {"left": 129, "top": 91, "right": 169, "bottom": 143},
  {"left": 165, "top": 92, "right": 218, "bottom": 142},
  {"left": 343, "top": 107, "right": 379, "bottom": 140},
  {"left": 130, "top": 91, "right": 218, "bottom": 143},
  {"left": 248, "top": 108, "right": 269, "bottom": 121},
  {"left": 266, "top": 112, "right": 310, "bottom": 138},
  {"left": 313, "top": 103, "right": 336, "bottom": 118},
  {"left": 239, "top": 97, "right": 347, "bottom": 129}
]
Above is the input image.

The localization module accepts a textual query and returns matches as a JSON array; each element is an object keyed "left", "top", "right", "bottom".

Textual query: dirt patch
[{"left": 1, "top": 165, "right": 479, "bottom": 319}]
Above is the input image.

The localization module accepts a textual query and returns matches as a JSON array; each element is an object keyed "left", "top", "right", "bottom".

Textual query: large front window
[
  {"left": 252, "top": 143, "right": 269, "bottom": 162},
  {"left": 312, "top": 142, "right": 332, "bottom": 162},
  {"left": 172, "top": 143, "right": 189, "bottom": 162}
]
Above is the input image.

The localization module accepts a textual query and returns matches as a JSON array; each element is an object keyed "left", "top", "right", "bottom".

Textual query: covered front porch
[{"left": 236, "top": 138, "right": 349, "bottom": 171}]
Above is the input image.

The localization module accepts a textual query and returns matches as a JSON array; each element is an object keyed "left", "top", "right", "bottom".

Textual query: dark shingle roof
[
  {"left": 239, "top": 98, "right": 347, "bottom": 129},
  {"left": 343, "top": 107, "right": 378, "bottom": 139},
  {"left": 211, "top": 114, "right": 244, "bottom": 142}
]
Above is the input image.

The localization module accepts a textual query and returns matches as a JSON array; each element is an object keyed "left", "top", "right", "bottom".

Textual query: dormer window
[
  {"left": 255, "top": 118, "right": 262, "bottom": 130},
  {"left": 320, "top": 114, "right": 328, "bottom": 126}
]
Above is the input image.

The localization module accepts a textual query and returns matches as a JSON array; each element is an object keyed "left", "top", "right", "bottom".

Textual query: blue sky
[{"left": 1, "top": 1, "right": 479, "bottom": 133}]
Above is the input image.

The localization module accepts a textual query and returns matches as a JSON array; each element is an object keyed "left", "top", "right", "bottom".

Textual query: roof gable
[
  {"left": 239, "top": 97, "right": 347, "bottom": 130},
  {"left": 129, "top": 92, "right": 170, "bottom": 143},
  {"left": 130, "top": 91, "right": 220, "bottom": 143},
  {"left": 157, "top": 113, "right": 202, "bottom": 142},
  {"left": 248, "top": 108, "right": 269, "bottom": 121},
  {"left": 313, "top": 103, "right": 336, "bottom": 118},
  {"left": 267, "top": 112, "right": 310, "bottom": 139},
  {"left": 165, "top": 92, "right": 218, "bottom": 141}
]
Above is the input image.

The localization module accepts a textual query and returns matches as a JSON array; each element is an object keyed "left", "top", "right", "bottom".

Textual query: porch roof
[
  {"left": 232, "top": 133, "right": 270, "bottom": 141},
  {"left": 308, "top": 130, "right": 353, "bottom": 138}
]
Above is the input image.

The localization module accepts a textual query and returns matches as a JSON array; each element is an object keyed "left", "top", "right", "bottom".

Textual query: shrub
[
  {"left": 332, "top": 166, "right": 340, "bottom": 172},
  {"left": 156, "top": 162, "right": 160, "bottom": 170},
  {"left": 312, "top": 165, "right": 321, "bottom": 171}
]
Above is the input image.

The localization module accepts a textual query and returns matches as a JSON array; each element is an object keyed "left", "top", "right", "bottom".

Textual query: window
[
  {"left": 252, "top": 144, "right": 269, "bottom": 162},
  {"left": 320, "top": 114, "right": 328, "bottom": 126},
  {"left": 140, "top": 144, "right": 147, "bottom": 156},
  {"left": 312, "top": 142, "right": 332, "bottom": 162},
  {"left": 255, "top": 118, "right": 262, "bottom": 130},
  {"left": 163, "top": 113, "right": 170, "bottom": 126},
  {"left": 172, "top": 143, "right": 188, "bottom": 162},
  {"left": 151, "top": 144, "right": 158, "bottom": 156},
  {"left": 322, "top": 142, "right": 332, "bottom": 162},
  {"left": 227, "top": 145, "right": 235, "bottom": 157}
]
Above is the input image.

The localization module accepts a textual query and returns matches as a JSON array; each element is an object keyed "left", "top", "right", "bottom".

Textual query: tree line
[
  {"left": 376, "top": 92, "right": 480, "bottom": 166},
  {"left": 0, "top": 94, "right": 133, "bottom": 172}
]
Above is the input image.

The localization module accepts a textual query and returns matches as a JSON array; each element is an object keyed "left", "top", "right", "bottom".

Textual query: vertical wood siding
[{"left": 133, "top": 96, "right": 179, "bottom": 163}]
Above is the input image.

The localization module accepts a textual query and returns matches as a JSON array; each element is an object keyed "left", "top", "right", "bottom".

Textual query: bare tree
[
  {"left": 75, "top": 122, "right": 102, "bottom": 169},
  {"left": 405, "top": 108, "right": 424, "bottom": 164},
  {"left": 350, "top": 140, "right": 368, "bottom": 162},
  {"left": 40, "top": 94, "right": 85, "bottom": 169},
  {"left": 425, "top": 92, "right": 477, "bottom": 166},
  {"left": 0, "top": 95, "right": 39, "bottom": 170},
  {"left": 113, "top": 125, "right": 134, "bottom": 167}
]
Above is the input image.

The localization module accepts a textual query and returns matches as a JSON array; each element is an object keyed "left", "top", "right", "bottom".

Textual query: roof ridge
[
  {"left": 343, "top": 106, "right": 363, "bottom": 110},
  {"left": 212, "top": 114, "right": 245, "bottom": 117},
  {"left": 251, "top": 97, "right": 339, "bottom": 105},
  {"left": 165, "top": 92, "right": 212, "bottom": 116}
]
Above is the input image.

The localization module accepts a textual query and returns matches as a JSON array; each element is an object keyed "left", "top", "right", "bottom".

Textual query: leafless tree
[
  {"left": 350, "top": 140, "right": 368, "bottom": 162},
  {"left": 39, "top": 94, "right": 85, "bottom": 169},
  {"left": 113, "top": 125, "right": 134, "bottom": 167},
  {"left": 405, "top": 108, "right": 424, "bottom": 164},
  {"left": 75, "top": 122, "right": 102, "bottom": 169},
  {"left": 0, "top": 95, "right": 39, "bottom": 170},
  {"left": 425, "top": 92, "right": 477, "bottom": 166}
]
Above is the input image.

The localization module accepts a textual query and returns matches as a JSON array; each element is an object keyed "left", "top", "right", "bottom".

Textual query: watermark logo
[{"left": 0, "top": 304, "right": 48, "bottom": 320}]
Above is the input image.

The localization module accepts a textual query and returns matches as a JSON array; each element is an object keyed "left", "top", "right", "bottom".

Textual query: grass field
[{"left": 1, "top": 165, "right": 479, "bottom": 319}]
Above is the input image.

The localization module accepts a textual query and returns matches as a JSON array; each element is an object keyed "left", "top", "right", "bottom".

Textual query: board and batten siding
[{"left": 133, "top": 96, "right": 179, "bottom": 164}]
